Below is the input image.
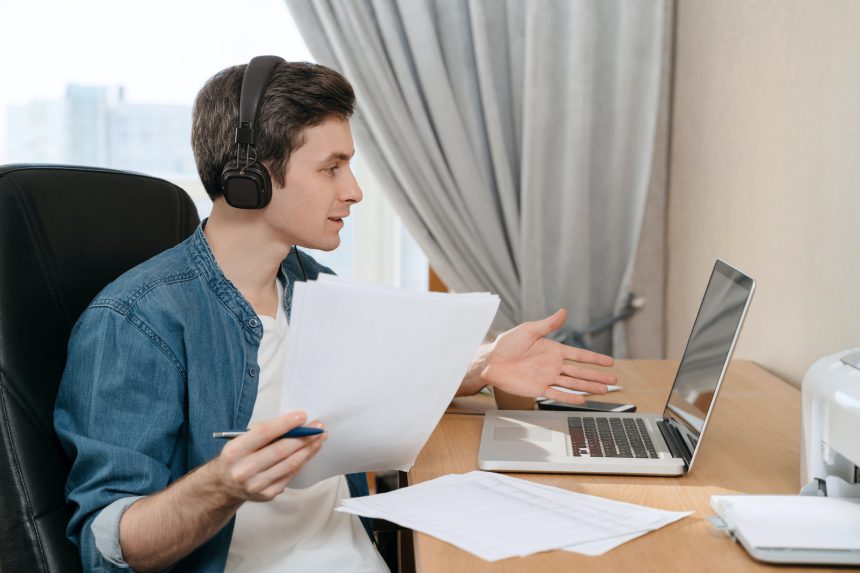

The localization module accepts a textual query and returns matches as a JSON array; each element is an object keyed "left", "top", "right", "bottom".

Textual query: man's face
[{"left": 265, "top": 116, "right": 362, "bottom": 250}]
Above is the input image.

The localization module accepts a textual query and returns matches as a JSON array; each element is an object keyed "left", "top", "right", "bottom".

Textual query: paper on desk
[
  {"left": 337, "top": 471, "right": 692, "bottom": 561},
  {"left": 493, "top": 476, "right": 690, "bottom": 556},
  {"left": 281, "top": 275, "right": 499, "bottom": 488}
]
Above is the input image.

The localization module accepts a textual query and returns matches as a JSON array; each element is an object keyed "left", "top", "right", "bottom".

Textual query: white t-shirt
[{"left": 226, "top": 280, "right": 388, "bottom": 573}]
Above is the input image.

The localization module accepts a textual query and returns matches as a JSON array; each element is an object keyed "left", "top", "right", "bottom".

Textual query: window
[{"left": 0, "top": 0, "right": 427, "bottom": 289}]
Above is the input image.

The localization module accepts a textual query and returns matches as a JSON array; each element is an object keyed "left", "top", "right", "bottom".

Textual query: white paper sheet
[
  {"left": 338, "top": 471, "right": 692, "bottom": 561},
  {"left": 280, "top": 276, "right": 499, "bottom": 488},
  {"left": 498, "top": 476, "right": 691, "bottom": 556}
]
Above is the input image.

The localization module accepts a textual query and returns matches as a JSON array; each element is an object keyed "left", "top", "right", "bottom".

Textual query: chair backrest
[{"left": 0, "top": 165, "right": 200, "bottom": 572}]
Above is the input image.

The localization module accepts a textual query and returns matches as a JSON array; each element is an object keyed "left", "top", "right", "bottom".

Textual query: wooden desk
[{"left": 408, "top": 360, "right": 839, "bottom": 572}]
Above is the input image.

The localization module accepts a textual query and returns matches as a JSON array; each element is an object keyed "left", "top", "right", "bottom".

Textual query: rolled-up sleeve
[
  {"left": 90, "top": 496, "right": 143, "bottom": 568},
  {"left": 55, "top": 305, "right": 185, "bottom": 571}
]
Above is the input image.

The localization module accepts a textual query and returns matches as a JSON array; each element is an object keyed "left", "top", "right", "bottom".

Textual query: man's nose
[{"left": 343, "top": 170, "right": 363, "bottom": 204}]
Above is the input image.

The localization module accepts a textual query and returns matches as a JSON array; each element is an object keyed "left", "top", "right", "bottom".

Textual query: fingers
[
  {"left": 219, "top": 411, "right": 325, "bottom": 498},
  {"left": 528, "top": 308, "right": 567, "bottom": 337},
  {"left": 562, "top": 345, "right": 614, "bottom": 367},
  {"left": 228, "top": 411, "right": 308, "bottom": 456},
  {"left": 229, "top": 431, "right": 323, "bottom": 485},
  {"left": 245, "top": 433, "right": 327, "bottom": 498},
  {"left": 240, "top": 412, "right": 309, "bottom": 451},
  {"left": 552, "top": 376, "right": 610, "bottom": 395},
  {"left": 561, "top": 363, "right": 617, "bottom": 386},
  {"left": 543, "top": 386, "right": 587, "bottom": 405}
]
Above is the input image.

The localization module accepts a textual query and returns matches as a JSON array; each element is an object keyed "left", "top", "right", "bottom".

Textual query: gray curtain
[{"left": 287, "top": 0, "right": 668, "bottom": 355}]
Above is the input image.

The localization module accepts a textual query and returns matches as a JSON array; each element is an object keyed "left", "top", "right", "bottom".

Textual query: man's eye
[{"left": 324, "top": 165, "right": 338, "bottom": 174}]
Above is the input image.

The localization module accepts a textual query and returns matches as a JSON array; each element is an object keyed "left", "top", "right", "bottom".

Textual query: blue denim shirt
[{"left": 54, "top": 224, "right": 369, "bottom": 572}]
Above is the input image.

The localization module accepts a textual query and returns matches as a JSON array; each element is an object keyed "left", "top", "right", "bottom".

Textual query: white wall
[{"left": 667, "top": 0, "right": 860, "bottom": 385}]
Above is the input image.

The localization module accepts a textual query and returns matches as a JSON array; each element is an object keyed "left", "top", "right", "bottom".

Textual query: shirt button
[
  {"left": 249, "top": 367, "right": 257, "bottom": 377},
  {"left": 249, "top": 318, "right": 259, "bottom": 327}
]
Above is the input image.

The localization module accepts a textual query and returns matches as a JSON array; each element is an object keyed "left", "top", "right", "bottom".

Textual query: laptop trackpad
[{"left": 494, "top": 427, "right": 553, "bottom": 442}]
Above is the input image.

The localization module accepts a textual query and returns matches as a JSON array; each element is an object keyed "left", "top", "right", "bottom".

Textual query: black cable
[{"left": 548, "top": 293, "right": 645, "bottom": 350}]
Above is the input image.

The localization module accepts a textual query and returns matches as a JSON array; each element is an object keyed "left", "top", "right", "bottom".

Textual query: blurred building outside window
[{"left": 0, "top": 0, "right": 427, "bottom": 290}]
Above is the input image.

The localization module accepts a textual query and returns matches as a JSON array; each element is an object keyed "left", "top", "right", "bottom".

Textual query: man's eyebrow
[{"left": 319, "top": 149, "right": 356, "bottom": 164}]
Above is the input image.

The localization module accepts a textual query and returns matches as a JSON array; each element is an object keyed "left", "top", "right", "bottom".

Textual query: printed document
[
  {"left": 281, "top": 275, "right": 499, "bottom": 488},
  {"left": 338, "top": 471, "right": 692, "bottom": 561}
]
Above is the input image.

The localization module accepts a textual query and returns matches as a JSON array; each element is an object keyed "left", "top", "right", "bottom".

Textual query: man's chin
[{"left": 298, "top": 237, "right": 341, "bottom": 252}]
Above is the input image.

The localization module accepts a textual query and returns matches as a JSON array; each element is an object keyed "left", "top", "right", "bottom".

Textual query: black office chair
[{"left": 0, "top": 164, "right": 200, "bottom": 572}]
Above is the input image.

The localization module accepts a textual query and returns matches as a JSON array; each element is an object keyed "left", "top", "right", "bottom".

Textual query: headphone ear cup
[{"left": 221, "top": 161, "right": 272, "bottom": 209}]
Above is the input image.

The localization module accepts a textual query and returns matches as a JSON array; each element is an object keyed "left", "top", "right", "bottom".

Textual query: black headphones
[{"left": 220, "top": 55, "right": 286, "bottom": 209}]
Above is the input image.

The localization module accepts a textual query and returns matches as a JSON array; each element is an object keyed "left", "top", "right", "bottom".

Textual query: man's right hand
[
  {"left": 119, "top": 411, "right": 325, "bottom": 572},
  {"left": 212, "top": 411, "right": 326, "bottom": 502}
]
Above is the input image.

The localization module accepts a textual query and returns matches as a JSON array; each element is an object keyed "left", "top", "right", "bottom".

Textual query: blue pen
[{"left": 212, "top": 427, "right": 325, "bottom": 440}]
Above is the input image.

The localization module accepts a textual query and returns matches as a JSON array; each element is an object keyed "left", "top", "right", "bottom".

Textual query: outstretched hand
[{"left": 479, "top": 309, "right": 617, "bottom": 404}]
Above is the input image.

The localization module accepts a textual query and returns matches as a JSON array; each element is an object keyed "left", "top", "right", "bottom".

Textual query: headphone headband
[{"left": 235, "top": 55, "right": 285, "bottom": 147}]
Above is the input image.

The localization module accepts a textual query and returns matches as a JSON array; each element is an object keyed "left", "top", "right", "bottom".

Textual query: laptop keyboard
[{"left": 567, "top": 416, "right": 658, "bottom": 458}]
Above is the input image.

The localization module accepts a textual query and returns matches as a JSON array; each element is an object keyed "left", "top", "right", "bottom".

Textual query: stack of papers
[
  {"left": 281, "top": 275, "right": 500, "bottom": 488},
  {"left": 338, "top": 471, "right": 692, "bottom": 560}
]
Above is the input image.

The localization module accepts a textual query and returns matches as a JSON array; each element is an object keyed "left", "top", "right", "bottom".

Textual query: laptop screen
[{"left": 661, "top": 260, "right": 755, "bottom": 467}]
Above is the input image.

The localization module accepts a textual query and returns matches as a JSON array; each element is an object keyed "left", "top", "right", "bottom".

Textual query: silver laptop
[{"left": 478, "top": 259, "right": 755, "bottom": 477}]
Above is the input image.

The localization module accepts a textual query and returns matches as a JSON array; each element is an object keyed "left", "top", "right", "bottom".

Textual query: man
[{"left": 55, "top": 60, "right": 616, "bottom": 572}]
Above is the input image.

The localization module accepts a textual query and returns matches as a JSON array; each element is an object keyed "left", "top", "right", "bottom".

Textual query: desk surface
[{"left": 408, "top": 360, "right": 839, "bottom": 572}]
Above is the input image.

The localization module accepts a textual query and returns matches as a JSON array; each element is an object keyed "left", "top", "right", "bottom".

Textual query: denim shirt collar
[{"left": 186, "top": 221, "right": 302, "bottom": 342}]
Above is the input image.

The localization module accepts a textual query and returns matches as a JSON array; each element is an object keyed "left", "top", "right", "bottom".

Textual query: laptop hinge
[{"left": 657, "top": 418, "right": 692, "bottom": 469}]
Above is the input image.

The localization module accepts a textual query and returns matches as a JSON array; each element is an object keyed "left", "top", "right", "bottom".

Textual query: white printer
[
  {"left": 710, "top": 348, "right": 860, "bottom": 566},
  {"left": 800, "top": 347, "right": 860, "bottom": 499}
]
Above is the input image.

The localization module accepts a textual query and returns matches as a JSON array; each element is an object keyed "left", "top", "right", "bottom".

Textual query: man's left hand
[{"left": 467, "top": 308, "right": 617, "bottom": 404}]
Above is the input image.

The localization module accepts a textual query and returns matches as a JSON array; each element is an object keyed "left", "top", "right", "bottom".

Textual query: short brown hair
[{"left": 191, "top": 61, "right": 355, "bottom": 200}]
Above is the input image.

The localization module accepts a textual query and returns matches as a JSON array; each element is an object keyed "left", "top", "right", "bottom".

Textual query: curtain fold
[{"left": 287, "top": 0, "right": 668, "bottom": 355}]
